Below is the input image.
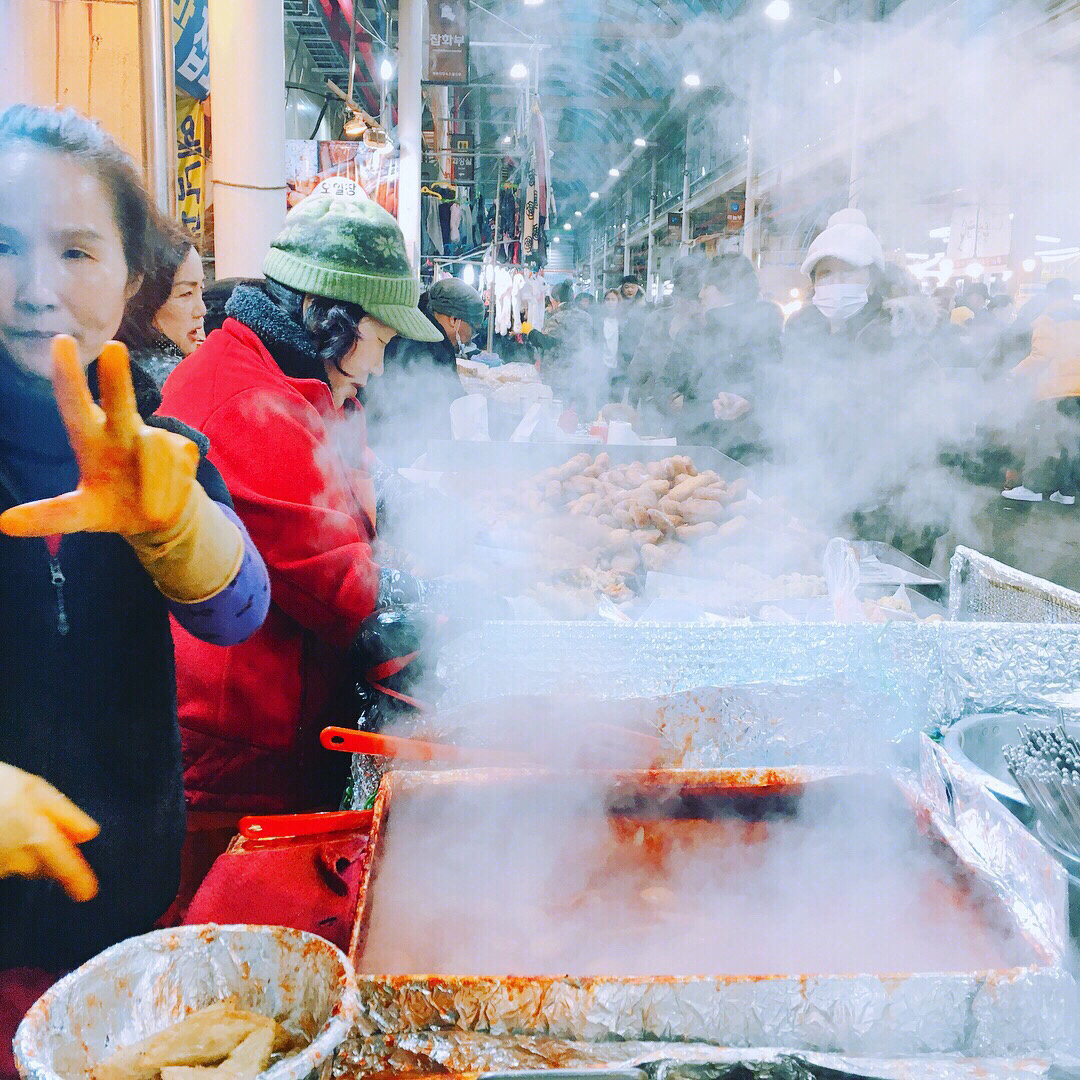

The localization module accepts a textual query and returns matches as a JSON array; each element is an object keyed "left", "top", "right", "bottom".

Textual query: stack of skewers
[{"left": 1004, "top": 724, "right": 1080, "bottom": 854}]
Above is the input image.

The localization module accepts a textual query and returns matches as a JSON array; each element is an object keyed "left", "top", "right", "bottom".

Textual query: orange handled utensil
[
  {"left": 238, "top": 810, "right": 374, "bottom": 840},
  {"left": 320, "top": 726, "right": 527, "bottom": 765}
]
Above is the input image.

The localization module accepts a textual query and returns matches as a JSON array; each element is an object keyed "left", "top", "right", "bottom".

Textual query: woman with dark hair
[
  {"left": 117, "top": 220, "right": 206, "bottom": 387},
  {"left": 158, "top": 195, "right": 441, "bottom": 897},
  {"left": 0, "top": 104, "right": 269, "bottom": 1065}
]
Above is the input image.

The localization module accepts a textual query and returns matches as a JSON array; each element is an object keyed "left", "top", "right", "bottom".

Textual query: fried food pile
[
  {"left": 480, "top": 453, "right": 821, "bottom": 618},
  {"left": 90, "top": 1002, "right": 306, "bottom": 1080}
]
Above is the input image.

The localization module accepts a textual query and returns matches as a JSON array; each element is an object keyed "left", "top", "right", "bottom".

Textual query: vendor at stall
[
  {"left": 157, "top": 195, "right": 443, "bottom": 909},
  {"left": 0, "top": 104, "right": 270, "bottom": 1068},
  {"left": 363, "top": 276, "right": 484, "bottom": 466}
]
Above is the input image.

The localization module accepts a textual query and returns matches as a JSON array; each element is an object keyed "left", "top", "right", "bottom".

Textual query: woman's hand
[
  {"left": 713, "top": 392, "right": 752, "bottom": 421},
  {"left": 0, "top": 336, "right": 199, "bottom": 539},
  {"left": 0, "top": 763, "right": 99, "bottom": 902}
]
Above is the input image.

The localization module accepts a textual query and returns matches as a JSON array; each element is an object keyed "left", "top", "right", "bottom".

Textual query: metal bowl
[{"left": 942, "top": 712, "right": 1080, "bottom": 824}]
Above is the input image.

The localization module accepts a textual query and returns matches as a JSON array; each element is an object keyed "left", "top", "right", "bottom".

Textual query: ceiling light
[
  {"left": 553, "top": 235, "right": 561, "bottom": 243},
  {"left": 502, "top": 135, "right": 512, "bottom": 144},
  {"left": 634, "top": 137, "right": 647, "bottom": 148},
  {"left": 523, "top": 0, "right": 544, "bottom": 6},
  {"left": 764, "top": 0, "right": 790, "bottom": 21},
  {"left": 590, "top": 191, "right": 600, "bottom": 199},
  {"left": 463, "top": 264, "right": 476, "bottom": 286},
  {"left": 929, "top": 226, "right": 951, "bottom": 239},
  {"left": 1036, "top": 235, "right": 1063, "bottom": 245},
  {"left": 563, "top": 222, "right": 572, "bottom": 230},
  {"left": 832, "top": 67, "right": 842, "bottom": 84},
  {"left": 789, "top": 288, "right": 800, "bottom": 298},
  {"left": 574, "top": 210, "right": 582, "bottom": 217},
  {"left": 379, "top": 58, "right": 394, "bottom": 81},
  {"left": 608, "top": 167, "right": 620, "bottom": 178},
  {"left": 509, "top": 62, "right": 528, "bottom": 79},
  {"left": 1023, "top": 258, "right": 1038, "bottom": 272},
  {"left": 683, "top": 73, "right": 701, "bottom": 88}
]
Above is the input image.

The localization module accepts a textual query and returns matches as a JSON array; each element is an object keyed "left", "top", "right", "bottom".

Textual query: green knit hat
[{"left": 263, "top": 195, "right": 441, "bottom": 342}]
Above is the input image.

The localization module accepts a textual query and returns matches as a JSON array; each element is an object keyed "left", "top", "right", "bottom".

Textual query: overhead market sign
[
  {"left": 426, "top": 0, "right": 469, "bottom": 84},
  {"left": 173, "top": 0, "right": 210, "bottom": 101}
]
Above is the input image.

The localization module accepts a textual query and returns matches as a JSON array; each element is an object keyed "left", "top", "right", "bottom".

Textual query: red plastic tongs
[{"left": 319, "top": 726, "right": 531, "bottom": 765}]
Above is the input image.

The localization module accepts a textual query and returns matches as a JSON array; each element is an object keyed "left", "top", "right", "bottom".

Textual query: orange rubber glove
[
  {"left": 0, "top": 337, "right": 243, "bottom": 602},
  {"left": 0, "top": 762, "right": 99, "bottom": 902}
]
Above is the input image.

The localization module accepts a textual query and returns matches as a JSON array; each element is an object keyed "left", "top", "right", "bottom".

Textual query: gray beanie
[{"left": 428, "top": 278, "right": 485, "bottom": 328}]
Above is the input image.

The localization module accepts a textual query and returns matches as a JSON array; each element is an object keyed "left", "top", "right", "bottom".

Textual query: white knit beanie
[{"left": 801, "top": 208, "right": 885, "bottom": 278}]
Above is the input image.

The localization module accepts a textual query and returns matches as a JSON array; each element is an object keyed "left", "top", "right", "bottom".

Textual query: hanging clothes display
[
  {"left": 522, "top": 271, "right": 547, "bottom": 331},
  {"left": 493, "top": 266, "right": 514, "bottom": 336},
  {"left": 521, "top": 154, "right": 542, "bottom": 268},
  {"left": 499, "top": 185, "right": 519, "bottom": 263},
  {"left": 449, "top": 202, "right": 463, "bottom": 244},
  {"left": 424, "top": 196, "right": 444, "bottom": 255}
]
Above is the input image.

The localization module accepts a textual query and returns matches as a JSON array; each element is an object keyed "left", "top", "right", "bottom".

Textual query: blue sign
[{"left": 173, "top": 0, "right": 210, "bottom": 101}]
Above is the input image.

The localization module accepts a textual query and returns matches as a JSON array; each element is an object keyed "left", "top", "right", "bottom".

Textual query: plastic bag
[{"left": 823, "top": 537, "right": 864, "bottom": 623}]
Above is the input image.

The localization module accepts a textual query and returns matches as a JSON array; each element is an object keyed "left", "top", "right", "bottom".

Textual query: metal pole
[
  {"left": 680, "top": 116, "right": 691, "bottom": 254},
  {"left": 487, "top": 162, "right": 502, "bottom": 352},
  {"left": 602, "top": 229, "right": 609, "bottom": 294},
  {"left": 589, "top": 236, "right": 596, "bottom": 298},
  {"left": 398, "top": 0, "right": 424, "bottom": 267},
  {"left": 742, "top": 66, "right": 759, "bottom": 264},
  {"left": 646, "top": 157, "right": 657, "bottom": 299},
  {"left": 848, "top": 21, "right": 865, "bottom": 209},
  {"left": 207, "top": 0, "right": 285, "bottom": 276},
  {"left": 623, "top": 188, "right": 632, "bottom": 277},
  {"left": 139, "top": 0, "right": 177, "bottom": 217}
]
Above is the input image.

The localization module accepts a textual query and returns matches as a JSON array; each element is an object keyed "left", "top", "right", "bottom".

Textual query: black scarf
[{"left": 225, "top": 283, "right": 328, "bottom": 384}]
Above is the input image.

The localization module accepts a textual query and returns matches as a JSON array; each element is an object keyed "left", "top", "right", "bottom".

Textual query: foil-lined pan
[
  {"left": 335, "top": 1031, "right": 1080, "bottom": 1079},
  {"left": 348, "top": 751, "right": 1076, "bottom": 1059},
  {"left": 435, "top": 621, "right": 1080, "bottom": 739},
  {"left": 14, "top": 925, "right": 358, "bottom": 1080}
]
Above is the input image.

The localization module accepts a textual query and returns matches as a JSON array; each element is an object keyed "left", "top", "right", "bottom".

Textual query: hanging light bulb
[
  {"left": 509, "top": 62, "right": 529, "bottom": 80},
  {"left": 463, "top": 264, "right": 476, "bottom": 286},
  {"left": 379, "top": 57, "right": 394, "bottom": 81}
]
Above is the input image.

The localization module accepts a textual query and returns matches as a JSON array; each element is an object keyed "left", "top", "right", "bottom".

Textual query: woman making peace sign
[{"left": 0, "top": 105, "right": 269, "bottom": 1064}]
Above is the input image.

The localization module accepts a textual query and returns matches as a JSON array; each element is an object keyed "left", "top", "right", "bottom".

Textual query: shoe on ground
[
  {"left": 1001, "top": 486, "right": 1044, "bottom": 502},
  {"left": 1050, "top": 491, "right": 1077, "bottom": 505}
]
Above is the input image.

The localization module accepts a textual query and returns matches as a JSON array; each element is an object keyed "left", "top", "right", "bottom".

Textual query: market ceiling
[{"left": 465, "top": 0, "right": 750, "bottom": 208}]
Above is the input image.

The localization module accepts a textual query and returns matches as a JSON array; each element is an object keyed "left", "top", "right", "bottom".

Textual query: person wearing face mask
[
  {"left": 157, "top": 196, "right": 443, "bottom": 907},
  {"left": 363, "top": 276, "right": 484, "bottom": 467},
  {"left": 117, "top": 220, "right": 206, "bottom": 388},
  {"left": 783, "top": 208, "right": 888, "bottom": 364},
  {"left": 600, "top": 289, "right": 622, "bottom": 400},
  {"left": 0, "top": 105, "right": 270, "bottom": 1066}
]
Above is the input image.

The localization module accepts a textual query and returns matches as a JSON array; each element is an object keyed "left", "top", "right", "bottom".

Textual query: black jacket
[
  {"left": 363, "top": 298, "right": 463, "bottom": 466},
  {"left": 0, "top": 359, "right": 231, "bottom": 972}
]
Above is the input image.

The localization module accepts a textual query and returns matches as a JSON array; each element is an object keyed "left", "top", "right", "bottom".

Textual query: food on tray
[
  {"left": 90, "top": 1003, "right": 303, "bottom": 1080},
  {"left": 476, "top": 452, "right": 821, "bottom": 618}
]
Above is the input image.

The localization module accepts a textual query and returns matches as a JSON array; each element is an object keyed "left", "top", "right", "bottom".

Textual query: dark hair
[
  {"left": 552, "top": 281, "right": 575, "bottom": 306},
  {"left": 202, "top": 277, "right": 258, "bottom": 335},
  {"left": 702, "top": 254, "right": 760, "bottom": 302},
  {"left": 263, "top": 278, "right": 368, "bottom": 380},
  {"left": 575, "top": 291, "right": 594, "bottom": 305},
  {"left": 117, "top": 216, "right": 196, "bottom": 351},
  {"left": 0, "top": 104, "right": 153, "bottom": 283},
  {"left": 620, "top": 275, "right": 641, "bottom": 287},
  {"left": 604, "top": 288, "right": 621, "bottom": 301}
]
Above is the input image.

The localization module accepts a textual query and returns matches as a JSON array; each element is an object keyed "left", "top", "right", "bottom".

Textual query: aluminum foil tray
[
  {"left": 435, "top": 621, "right": 1080, "bottom": 738},
  {"left": 14, "top": 925, "right": 359, "bottom": 1080},
  {"left": 348, "top": 746, "right": 1074, "bottom": 1058}
]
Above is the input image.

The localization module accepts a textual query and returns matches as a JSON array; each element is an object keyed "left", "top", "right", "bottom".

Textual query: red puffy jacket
[{"left": 159, "top": 319, "right": 378, "bottom": 813}]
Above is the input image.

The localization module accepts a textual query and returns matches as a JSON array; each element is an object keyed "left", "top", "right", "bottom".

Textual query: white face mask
[{"left": 812, "top": 283, "right": 868, "bottom": 322}]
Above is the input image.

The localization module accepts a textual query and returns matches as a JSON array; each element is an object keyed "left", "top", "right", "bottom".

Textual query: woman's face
[
  {"left": 812, "top": 257, "right": 872, "bottom": 290},
  {"left": 153, "top": 247, "right": 206, "bottom": 356},
  {"left": 699, "top": 283, "right": 733, "bottom": 310},
  {"left": 326, "top": 315, "right": 396, "bottom": 408},
  {"left": 604, "top": 291, "right": 620, "bottom": 309},
  {"left": 0, "top": 144, "right": 137, "bottom": 377}
]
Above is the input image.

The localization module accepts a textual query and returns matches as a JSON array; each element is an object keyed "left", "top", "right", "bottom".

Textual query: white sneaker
[
  {"left": 1050, "top": 491, "right": 1077, "bottom": 505},
  {"left": 1002, "top": 486, "right": 1044, "bottom": 502}
]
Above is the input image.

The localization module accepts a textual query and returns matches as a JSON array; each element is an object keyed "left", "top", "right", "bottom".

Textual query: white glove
[{"left": 713, "top": 393, "right": 752, "bottom": 421}]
